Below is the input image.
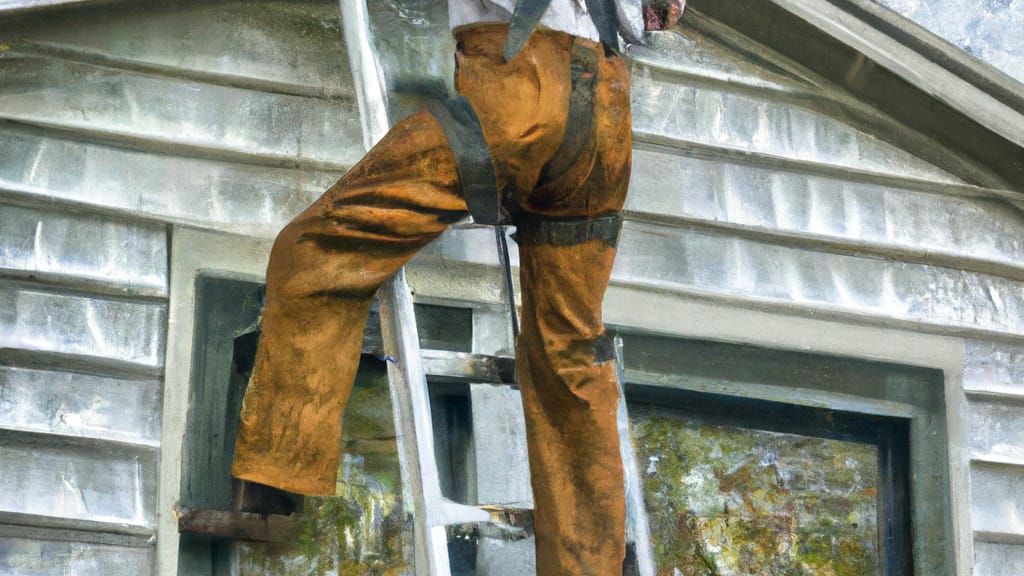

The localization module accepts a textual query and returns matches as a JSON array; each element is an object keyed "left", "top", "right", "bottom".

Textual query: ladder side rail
[
  {"left": 615, "top": 334, "right": 657, "bottom": 576},
  {"left": 339, "top": 3, "right": 486, "bottom": 574},
  {"left": 378, "top": 273, "right": 452, "bottom": 575},
  {"left": 338, "top": 3, "right": 441, "bottom": 573}
]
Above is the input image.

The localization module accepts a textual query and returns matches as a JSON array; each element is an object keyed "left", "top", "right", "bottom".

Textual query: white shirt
[{"left": 449, "top": 0, "right": 644, "bottom": 44}]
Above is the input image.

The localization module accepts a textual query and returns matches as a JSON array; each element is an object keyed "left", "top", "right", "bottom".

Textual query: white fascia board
[
  {"left": 768, "top": 0, "right": 1024, "bottom": 149},
  {"left": 0, "top": 0, "right": 95, "bottom": 11}
]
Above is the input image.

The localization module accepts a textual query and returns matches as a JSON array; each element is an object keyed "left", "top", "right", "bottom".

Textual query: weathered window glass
[
  {"left": 632, "top": 403, "right": 881, "bottom": 575},
  {"left": 618, "top": 332, "right": 954, "bottom": 574}
]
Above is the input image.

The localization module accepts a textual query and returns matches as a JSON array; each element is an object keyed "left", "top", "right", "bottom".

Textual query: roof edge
[
  {"left": 830, "top": 0, "right": 1024, "bottom": 116},
  {"left": 0, "top": 0, "right": 96, "bottom": 12},
  {"left": 767, "top": 0, "right": 1024, "bottom": 149},
  {"left": 689, "top": 0, "right": 1024, "bottom": 192}
]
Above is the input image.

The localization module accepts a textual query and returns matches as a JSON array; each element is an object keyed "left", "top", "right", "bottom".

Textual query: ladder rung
[
  {"left": 177, "top": 508, "right": 299, "bottom": 543},
  {"left": 421, "top": 349, "right": 516, "bottom": 385},
  {"left": 437, "top": 499, "right": 490, "bottom": 526},
  {"left": 473, "top": 506, "right": 534, "bottom": 539},
  {"left": 449, "top": 218, "right": 492, "bottom": 230}
]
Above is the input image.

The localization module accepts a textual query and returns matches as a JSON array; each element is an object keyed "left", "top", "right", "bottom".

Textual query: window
[
  {"left": 619, "top": 332, "right": 953, "bottom": 576},
  {"left": 178, "top": 274, "right": 475, "bottom": 575},
  {"left": 630, "top": 389, "right": 909, "bottom": 574}
]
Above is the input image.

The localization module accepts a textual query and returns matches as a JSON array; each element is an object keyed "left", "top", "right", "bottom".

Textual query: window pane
[{"left": 631, "top": 404, "right": 880, "bottom": 575}]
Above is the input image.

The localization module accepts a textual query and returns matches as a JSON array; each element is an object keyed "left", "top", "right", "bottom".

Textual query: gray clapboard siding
[
  {"left": 0, "top": 366, "right": 161, "bottom": 446},
  {"left": 964, "top": 341, "right": 1024, "bottom": 397},
  {"left": 962, "top": 340, "right": 1024, "bottom": 559},
  {"left": 0, "top": 432, "right": 157, "bottom": 528},
  {"left": 629, "top": 61, "right": 961, "bottom": 183},
  {"left": 9, "top": 0, "right": 353, "bottom": 97},
  {"left": 0, "top": 54, "right": 361, "bottom": 170},
  {"left": 611, "top": 220, "right": 1024, "bottom": 338},
  {"left": 968, "top": 398, "right": 1024, "bottom": 467},
  {"left": 626, "top": 149, "right": 1024, "bottom": 279},
  {"left": 0, "top": 203, "right": 167, "bottom": 297},
  {"left": 0, "top": 127, "right": 341, "bottom": 237},
  {"left": 0, "top": 535, "right": 153, "bottom": 575},
  {"left": 974, "top": 541, "right": 1024, "bottom": 576},
  {"left": 971, "top": 463, "right": 1024, "bottom": 542},
  {"left": 0, "top": 284, "right": 166, "bottom": 369}
]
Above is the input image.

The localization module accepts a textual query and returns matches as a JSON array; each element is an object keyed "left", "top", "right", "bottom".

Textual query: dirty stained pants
[{"left": 232, "top": 24, "right": 632, "bottom": 575}]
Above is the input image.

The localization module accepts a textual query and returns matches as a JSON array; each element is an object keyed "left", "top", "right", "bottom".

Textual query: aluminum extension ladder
[{"left": 341, "top": 3, "right": 655, "bottom": 573}]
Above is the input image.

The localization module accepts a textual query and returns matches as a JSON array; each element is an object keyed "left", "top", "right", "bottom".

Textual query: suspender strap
[
  {"left": 534, "top": 41, "right": 598, "bottom": 199},
  {"left": 505, "top": 0, "right": 620, "bottom": 61},
  {"left": 505, "top": 0, "right": 555, "bottom": 62},
  {"left": 583, "top": 0, "right": 620, "bottom": 55},
  {"left": 426, "top": 96, "right": 502, "bottom": 225},
  {"left": 514, "top": 211, "right": 624, "bottom": 248}
]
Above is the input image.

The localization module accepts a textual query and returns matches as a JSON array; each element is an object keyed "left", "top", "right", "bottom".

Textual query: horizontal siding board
[
  {"left": 969, "top": 398, "right": 1024, "bottom": 465},
  {"left": 0, "top": 128, "right": 341, "bottom": 235},
  {"left": 0, "top": 434, "right": 156, "bottom": 528},
  {"left": 627, "top": 27, "right": 815, "bottom": 93},
  {"left": 626, "top": 149, "right": 1024, "bottom": 274},
  {"left": 0, "top": 283, "right": 166, "bottom": 368},
  {"left": 611, "top": 221, "right": 1024, "bottom": 337},
  {"left": 0, "top": 366, "right": 160, "bottom": 446},
  {"left": 973, "top": 541, "right": 1024, "bottom": 576},
  {"left": 0, "top": 535, "right": 153, "bottom": 574},
  {"left": 629, "top": 63, "right": 961, "bottom": 184},
  {"left": 0, "top": 55, "right": 362, "bottom": 169},
  {"left": 417, "top": 220, "right": 1024, "bottom": 340},
  {"left": 0, "top": 203, "right": 167, "bottom": 296},
  {"left": 0, "top": 513, "right": 152, "bottom": 546},
  {"left": 971, "top": 463, "right": 1024, "bottom": 539},
  {"left": 8, "top": 0, "right": 352, "bottom": 97},
  {"left": 964, "top": 341, "right": 1024, "bottom": 397}
]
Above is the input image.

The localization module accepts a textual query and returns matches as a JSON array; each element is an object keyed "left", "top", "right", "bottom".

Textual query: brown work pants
[{"left": 233, "top": 24, "right": 632, "bottom": 575}]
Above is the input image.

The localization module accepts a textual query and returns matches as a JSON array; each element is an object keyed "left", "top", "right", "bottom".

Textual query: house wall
[
  {"left": 0, "top": 0, "right": 1022, "bottom": 574},
  {"left": 0, "top": 1, "right": 358, "bottom": 572}
]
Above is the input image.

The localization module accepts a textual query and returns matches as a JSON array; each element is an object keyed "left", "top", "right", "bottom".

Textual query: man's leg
[
  {"left": 516, "top": 235, "right": 626, "bottom": 575},
  {"left": 513, "top": 36, "right": 634, "bottom": 575},
  {"left": 232, "top": 110, "right": 468, "bottom": 495}
]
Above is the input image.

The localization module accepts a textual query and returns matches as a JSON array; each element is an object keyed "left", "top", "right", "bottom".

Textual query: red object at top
[{"left": 644, "top": 0, "right": 685, "bottom": 31}]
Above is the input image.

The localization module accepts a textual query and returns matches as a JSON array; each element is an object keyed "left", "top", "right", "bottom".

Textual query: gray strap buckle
[{"left": 514, "top": 212, "right": 624, "bottom": 248}]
